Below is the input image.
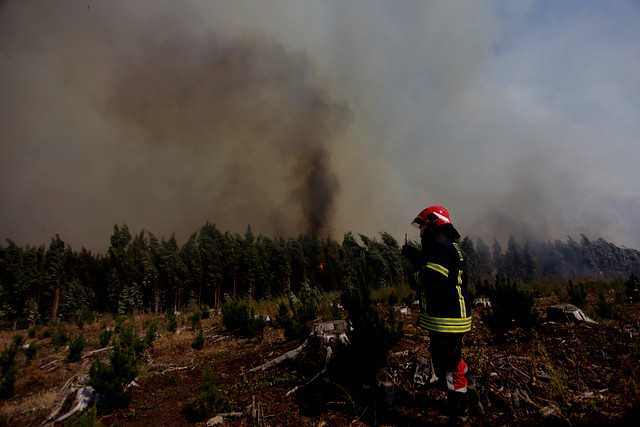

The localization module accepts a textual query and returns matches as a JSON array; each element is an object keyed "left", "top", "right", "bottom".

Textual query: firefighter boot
[{"left": 447, "top": 390, "right": 470, "bottom": 427}]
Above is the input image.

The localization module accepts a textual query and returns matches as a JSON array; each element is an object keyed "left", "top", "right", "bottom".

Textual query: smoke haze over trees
[{"left": 2, "top": 1, "right": 640, "bottom": 254}]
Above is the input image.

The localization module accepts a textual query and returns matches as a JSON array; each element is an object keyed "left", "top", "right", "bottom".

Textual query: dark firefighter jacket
[{"left": 408, "top": 234, "right": 472, "bottom": 333}]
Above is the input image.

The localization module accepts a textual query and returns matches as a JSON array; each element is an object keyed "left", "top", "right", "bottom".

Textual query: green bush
[
  {"left": 189, "top": 311, "right": 202, "bottom": 330},
  {"left": 625, "top": 273, "right": 640, "bottom": 303},
  {"left": 63, "top": 405, "right": 99, "bottom": 426},
  {"left": 596, "top": 296, "right": 614, "bottom": 319},
  {"left": 276, "top": 301, "right": 299, "bottom": 342},
  {"left": 144, "top": 322, "right": 157, "bottom": 349},
  {"left": 402, "top": 291, "right": 416, "bottom": 306},
  {"left": 24, "top": 343, "right": 37, "bottom": 363},
  {"left": 88, "top": 341, "right": 139, "bottom": 414},
  {"left": 182, "top": 365, "right": 227, "bottom": 422},
  {"left": 98, "top": 328, "right": 113, "bottom": 348},
  {"left": 52, "top": 326, "right": 69, "bottom": 349},
  {"left": 387, "top": 291, "right": 399, "bottom": 306},
  {"left": 200, "top": 305, "right": 211, "bottom": 319},
  {"left": 337, "top": 276, "right": 403, "bottom": 386},
  {"left": 486, "top": 276, "right": 537, "bottom": 336},
  {"left": 118, "top": 324, "right": 147, "bottom": 357},
  {"left": 276, "top": 286, "right": 318, "bottom": 343},
  {"left": 200, "top": 366, "right": 226, "bottom": 414},
  {"left": 192, "top": 328, "right": 205, "bottom": 350},
  {"left": 568, "top": 280, "right": 587, "bottom": 308},
  {"left": 0, "top": 335, "right": 23, "bottom": 399},
  {"left": 166, "top": 310, "right": 178, "bottom": 333},
  {"left": 221, "top": 298, "right": 265, "bottom": 339},
  {"left": 67, "top": 335, "right": 85, "bottom": 363}
]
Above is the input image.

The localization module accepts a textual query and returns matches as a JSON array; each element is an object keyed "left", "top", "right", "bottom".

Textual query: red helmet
[
  {"left": 411, "top": 205, "right": 460, "bottom": 238},
  {"left": 411, "top": 206, "right": 452, "bottom": 229}
]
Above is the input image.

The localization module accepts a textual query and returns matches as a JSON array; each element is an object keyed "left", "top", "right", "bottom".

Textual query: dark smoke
[{"left": 102, "top": 31, "right": 352, "bottom": 237}]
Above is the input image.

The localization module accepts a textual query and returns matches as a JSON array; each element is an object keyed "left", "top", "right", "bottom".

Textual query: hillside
[{"left": 1, "top": 295, "right": 638, "bottom": 426}]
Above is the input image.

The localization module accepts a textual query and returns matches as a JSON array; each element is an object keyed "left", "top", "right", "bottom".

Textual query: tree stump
[{"left": 546, "top": 304, "right": 596, "bottom": 323}]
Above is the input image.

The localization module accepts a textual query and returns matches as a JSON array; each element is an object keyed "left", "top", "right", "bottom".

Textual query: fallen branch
[
  {"left": 286, "top": 346, "right": 333, "bottom": 396},
  {"left": 83, "top": 346, "right": 113, "bottom": 357},
  {"left": 40, "top": 358, "right": 60, "bottom": 370},
  {"left": 249, "top": 339, "right": 309, "bottom": 372},
  {"left": 157, "top": 365, "right": 191, "bottom": 374}
]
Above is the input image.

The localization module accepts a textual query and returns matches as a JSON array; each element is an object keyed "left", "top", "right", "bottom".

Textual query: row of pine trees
[{"left": 2, "top": 221, "right": 640, "bottom": 328}]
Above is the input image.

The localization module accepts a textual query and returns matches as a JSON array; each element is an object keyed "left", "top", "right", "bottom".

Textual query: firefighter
[{"left": 402, "top": 206, "right": 472, "bottom": 426}]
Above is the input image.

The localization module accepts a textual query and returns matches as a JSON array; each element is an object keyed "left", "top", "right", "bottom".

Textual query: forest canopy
[{"left": 2, "top": 221, "right": 640, "bottom": 329}]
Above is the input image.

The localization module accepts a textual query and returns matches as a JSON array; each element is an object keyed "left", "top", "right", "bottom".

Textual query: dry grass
[{"left": 0, "top": 389, "right": 60, "bottom": 419}]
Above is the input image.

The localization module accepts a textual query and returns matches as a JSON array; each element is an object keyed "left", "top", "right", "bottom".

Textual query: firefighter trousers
[{"left": 429, "top": 332, "right": 470, "bottom": 425}]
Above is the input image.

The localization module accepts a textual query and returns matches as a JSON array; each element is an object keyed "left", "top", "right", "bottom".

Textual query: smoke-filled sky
[{"left": 1, "top": 0, "right": 639, "bottom": 254}]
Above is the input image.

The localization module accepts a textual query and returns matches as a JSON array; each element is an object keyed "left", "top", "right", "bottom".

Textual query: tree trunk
[
  {"left": 153, "top": 277, "right": 159, "bottom": 315},
  {"left": 51, "top": 273, "right": 61, "bottom": 321},
  {"left": 233, "top": 270, "right": 237, "bottom": 298}
]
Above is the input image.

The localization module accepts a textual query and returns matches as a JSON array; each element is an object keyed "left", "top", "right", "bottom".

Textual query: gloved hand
[
  {"left": 401, "top": 244, "right": 420, "bottom": 266},
  {"left": 401, "top": 244, "right": 413, "bottom": 257}
]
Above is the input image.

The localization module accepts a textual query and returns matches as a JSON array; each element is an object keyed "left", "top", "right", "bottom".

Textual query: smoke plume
[
  {"left": 103, "top": 32, "right": 351, "bottom": 237},
  {"left": 2, "top": 1, "right": 639, "bottom": 252}
]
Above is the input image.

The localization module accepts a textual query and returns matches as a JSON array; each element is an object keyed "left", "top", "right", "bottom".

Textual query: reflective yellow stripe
[
  {"left": 426, "top": 262, "right": 448, "bottom": 277},
  {"left": 418, "top": 315, "right": 472, "bottom": 333},
  {"left": 453, "top": 242, "right": 464, "bottom": 261},
  {"left": 414, "top": 271, "right": 421, "bottom": 286},
  {"left": 456, "top": 283, "right": 466, "bottom": 318},
  {"left": 456, "top": 268, "right": 466, "bottom": 317}
]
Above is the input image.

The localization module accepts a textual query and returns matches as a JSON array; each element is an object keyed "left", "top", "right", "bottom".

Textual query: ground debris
[{"left": 41, "top": 374, "right": 97, "bottom": 427}]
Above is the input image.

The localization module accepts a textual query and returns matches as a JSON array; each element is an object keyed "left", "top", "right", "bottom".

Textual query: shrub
[
  {"left": 189, "top": 311, "right": 202, "bottom": 330},
  {"left": 182, "top": 365, "right": 227, "bottom": 422},
  {"left": 52, "top": 326, "right": 69, "bottom": 349},
  {"left": 166, "top": 310, "right": 178, "bottom": 333},
  {"left": 402, "top": 291, "right": 416, "bottom": 306},
  {"left": 596, "top": 296, "right": 614, "bottom": 319},
  {"left": 41, "top": 324, "right": 55, "bottom": 339},
  {"left": 67, "top": 335, "right": 85, "bottom": 363},
  {"left": 200, "top": 305, "right": 211, "bottom": 319},
  {"left": 568, "top": 280, "right": 587, "bottom": 308},
  {"left": 118, "top": 324, "right": 147, "bottom": 357},
  {"left": 0, "top": 335, "right": 23, "bottom": 399},
  {"left": 624, "top": 273, "right": 640, "bottom": 303},
  {"left": 88, "top": 341, "right": 139, "bottom": 414},
  {"left": 221, "top": 298, "right": 266, "bottom": 339},
  {"left": 387, "top": 291, "right": 399, "bottom": 306},
  {"left": 337, "top": 274, "right": 403, "bottom": 386},
  {"left": 276, "top": 286, "right": 318, "bottom": 343},
  {"left": 192, "top": 328, "right": 205, "bottom": 350},
  {"left": 64, "top": 405, "right": 99, "bottom": 426},
  {"left": 486, "top": 276, "right": 537, "bottom": 336},
  {"left": 200, "top": 366, "right": 226, "bottom": 414},
  {"left": 144, "top": 322, "right": 157, "bottom": 349},
  {"left": 113, "top": 315, "right": 124, "bottom": 333},
  {"left": 24, "top": 343, "right": 37, "bottom": 363},
  {"left": 99, "top": 328, "right": 113, "bottom": 348}
]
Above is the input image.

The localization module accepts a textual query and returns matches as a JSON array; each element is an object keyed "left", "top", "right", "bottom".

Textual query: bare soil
[{"left": 1, "top": 297, "right": 639, "bottom": 426}]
